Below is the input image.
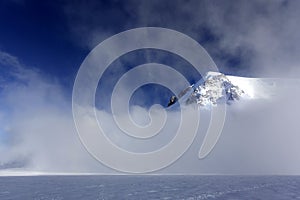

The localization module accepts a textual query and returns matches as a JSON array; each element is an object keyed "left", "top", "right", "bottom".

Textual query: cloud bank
[
  {"left": 1, "top": 48, "right": 300, "bottom": 174},
  {"left": 0, "top": 51, "right": 111, "bottom": 173}
]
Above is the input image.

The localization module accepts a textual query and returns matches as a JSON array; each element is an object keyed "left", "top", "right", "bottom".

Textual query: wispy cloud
[
  {"left": 0, "top": 50, "right": 109, "bottom": 172},
  {"left": 0, "top": 50, "right": 21, "bottom": 68},
  {"left": 63, "top": 0, "right": 300, "bottom": 77}
]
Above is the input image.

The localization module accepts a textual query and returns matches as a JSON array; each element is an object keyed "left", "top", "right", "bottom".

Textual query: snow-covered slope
[
  {"left": 187, "top": 72, "right": 244, "bottom": 106},
  {"left": 227, "top": 75, "right": 276, "bottom": 99},
  {"left": 170, "top": 71, "right": 298, "bottom": 107},
  {"left": 173, "top": 72, "right": 244, "bottom": 107}
]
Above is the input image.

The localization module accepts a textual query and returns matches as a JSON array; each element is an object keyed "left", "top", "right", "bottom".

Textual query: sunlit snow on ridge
[
  {"left": 227, "top": 76, "right": 277, "bottom": 99},
  {"left": 170, "top": 71, "right": 299, "bottom": 109}
]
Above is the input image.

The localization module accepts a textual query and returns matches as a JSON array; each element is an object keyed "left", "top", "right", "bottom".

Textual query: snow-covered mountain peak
[
  {"left": 171, "top": 72, "right": 245, "bottom": 107},
  {"left": 188, "top": 72, "right": 244, "bottom": 106}
]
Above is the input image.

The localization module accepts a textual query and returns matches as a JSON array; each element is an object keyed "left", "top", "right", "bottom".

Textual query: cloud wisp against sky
[{"left": 64, "top": 0, "right": 300, "bottom": 78}]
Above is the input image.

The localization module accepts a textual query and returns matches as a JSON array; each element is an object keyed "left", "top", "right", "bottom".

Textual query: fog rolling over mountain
[
  {"left": 1, "top": 68, "right": 300, "bottom": 175},
  {"left": 162, "top": 72, "right": 300, "bottom": 174}
]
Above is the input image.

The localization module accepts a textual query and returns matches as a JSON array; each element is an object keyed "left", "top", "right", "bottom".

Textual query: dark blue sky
[
  {"left": 0, "top": 1, "right": 87, "bottom": 86},
  {"left": 1, "top": 0, "right": 289, "bottom": 108},
  {"left": 0, "top": 0, "right": 216, "bottom": 108},
  {"left": 0, "top": 0, "right": 248, "bottom": 83}
]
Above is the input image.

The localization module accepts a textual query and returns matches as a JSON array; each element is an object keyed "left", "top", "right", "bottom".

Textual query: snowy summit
[{"left": 168, "top": 72, "right": 245, "bottom": 107}]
